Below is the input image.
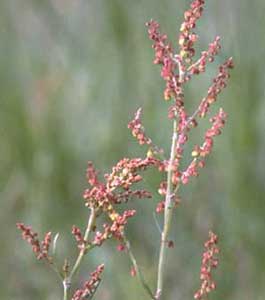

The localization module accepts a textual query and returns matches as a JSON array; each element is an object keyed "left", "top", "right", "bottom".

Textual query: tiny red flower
[{"left": 130, "top": 266, "right": 137, "bottom": 277}]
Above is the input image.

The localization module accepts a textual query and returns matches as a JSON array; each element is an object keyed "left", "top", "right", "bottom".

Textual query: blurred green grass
[{"left": 1, "top": 0, "right": 265, "bottom": 299}]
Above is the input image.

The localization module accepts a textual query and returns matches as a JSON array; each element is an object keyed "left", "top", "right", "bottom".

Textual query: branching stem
[{"left": 62, "top": 208, "right": 96, "bottom": 300}]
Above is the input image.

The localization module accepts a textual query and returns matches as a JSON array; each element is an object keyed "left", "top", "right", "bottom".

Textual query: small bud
[
  {"left": 122, "top": 168, "right": 129, "bottom": 176},
  {"left": 190, "top": 119, "right": 198, "bottom": 128},
  {"left": 207, "top": 96, "right": 216, "bottom": 104},
  {"left": 109, "top": 211, "right": 119, "bottom": 221},
  {"left": 198, "top": 160, "right": 205, "bottom": 168},
  {"left": 180, "top": 23, "right": 186, "bottom": 32},
  {"left": 174, "top": 196, "right": 181, "bottom": 207},
  {"left": 167, "top": 240, "right": 174, "bottom": 248},
  {"left": 130, "top": 267, "right": 136, "bottom": 277},
  {"left": 179, "top": 36, "right": 186, "bottom": 46},
  {"left": 192, "top": 150, "right": 199, "bottom": 157},
  {"left": 147, "top": 149, "right": 154, "bottom": 158},
  {"left": 63, "top": 259, "right": 70, "bottom": 276},
  {"left": 164, "top": 90, "right": 171, "bottom": 101},
  {"left": 117, "top": 244, "right": 125, "bottom": 252},
  {"left": 156, "top": 201, "right": 165, "bottom": 213},
  {"left": 180, "top": 50, "right": 188, "bottom": 58}
]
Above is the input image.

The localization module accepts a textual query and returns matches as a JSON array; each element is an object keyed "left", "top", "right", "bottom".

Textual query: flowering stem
[
  {"left": 156, "top": 120, "right": 178, "bottom": 299},
  {"left": 62, "top": 208, "right": 96, "bottom": 300},
  {"left": 123, "top": 234, "right": 155, "bottom": 299},
  {"left": 70, "top": 208, "right": 96, "bottom": 278}
]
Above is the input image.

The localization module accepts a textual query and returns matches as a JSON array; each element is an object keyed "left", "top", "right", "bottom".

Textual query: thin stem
[
  {"left": 69, "top": 208, "right": 96, "bottom": 279},
  {"left": 123, "top": 234, "right": 156, "bottom": 299},
  {"left": 63, "top": 279, "right": 70, "bottom": 300},
  {"left": 62, "top": 208, "right": 97, "bottom": 300},
  {"left": 44, "top": 259, "right": 63, "bottom": 281},
  {"left": 155, "top": 120, "right": 178, "bottom": 299}
]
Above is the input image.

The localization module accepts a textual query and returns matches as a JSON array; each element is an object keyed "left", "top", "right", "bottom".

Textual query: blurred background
[{"left": 1, "top": 0, "right": 265, "bottom": 299}]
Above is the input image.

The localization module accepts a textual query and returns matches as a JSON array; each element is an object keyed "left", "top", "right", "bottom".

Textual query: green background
[{"left": 1, "top": 0, "right": 265, "bottom": 299}]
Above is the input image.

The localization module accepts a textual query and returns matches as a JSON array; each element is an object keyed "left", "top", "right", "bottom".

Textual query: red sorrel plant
[{"left": 17, "top": 1, "right": 233, "bottom": 299}]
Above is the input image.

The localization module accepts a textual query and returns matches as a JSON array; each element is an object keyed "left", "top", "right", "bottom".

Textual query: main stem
[
  {"left": 156, "top": 120, "right": 178, "bottom": 299},
  {"left": 62, "top": 208, "right": 96, "bottom": 300}
]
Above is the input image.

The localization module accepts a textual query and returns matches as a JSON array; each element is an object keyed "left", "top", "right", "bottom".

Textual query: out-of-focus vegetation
[{"left": 1, "top": 0, "right": 265, "bottom": 299}]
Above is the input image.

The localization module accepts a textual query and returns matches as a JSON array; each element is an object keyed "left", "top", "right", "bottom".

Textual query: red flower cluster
[
  {"left": 202, "top": 108, "right": 227, "bottom": 153},
  {"left": 181, "top": 108, "right": 227, "bottom": 185},
  {"left": 146, "top": 19, "right": 181, "bottom": 103},
  {"left": 179, "top": 0, "right": 205, "bottom": 63},
  {"left": 86, "top": 161, "right": 99, "bottom": 186},
  {"left": 146, "top": 0, "right": 208, "bottom": 106},
  {"left": 128, "top": 108, "right": 164, "bottom": 157},
  {"left": 198, "top": 58, "right": 234, "bottom": 118},
  {"left": 71, "top": 264, "right": 104, "bottom": 300},
  {"left": 106, "top": 157, "right": 163, "bottom": 191},
  {"left": 188, "top": 36, "right": 221, "bottom": 75},
  {"left": 16, "top": 223, "right": 52, "bottom": 260},
  {"left": 130, "top": 266, "right": 137, "bottom": 277},
  {"left": 84, "top": 158, "right": 160, "bottom": 208},
  {"left": 194, "top": 231, "right": 219, "bottom": 300},
  {"left": 83, "top": 157, "right": 164, "bottom": 249},
  {"left": 128, "top": 108, "right": 152, "bottom": 146},
  {"left": 145, "top": 0, "right": 233, "bottom": 191},
  {"left": 146, "top": 19, "right": 172, "bottom": 66},
  {"left": 92, "top": 210, "right": 136, "bottom": 246},
  {"left": 146, "top": 0, "right": 233, "bottom": 121},
  {"left": 72, "top": 225, "right": 85, "bottom": 250},
  {"left": 156, "top": 201, "right": 165, "bottom": 214}
]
